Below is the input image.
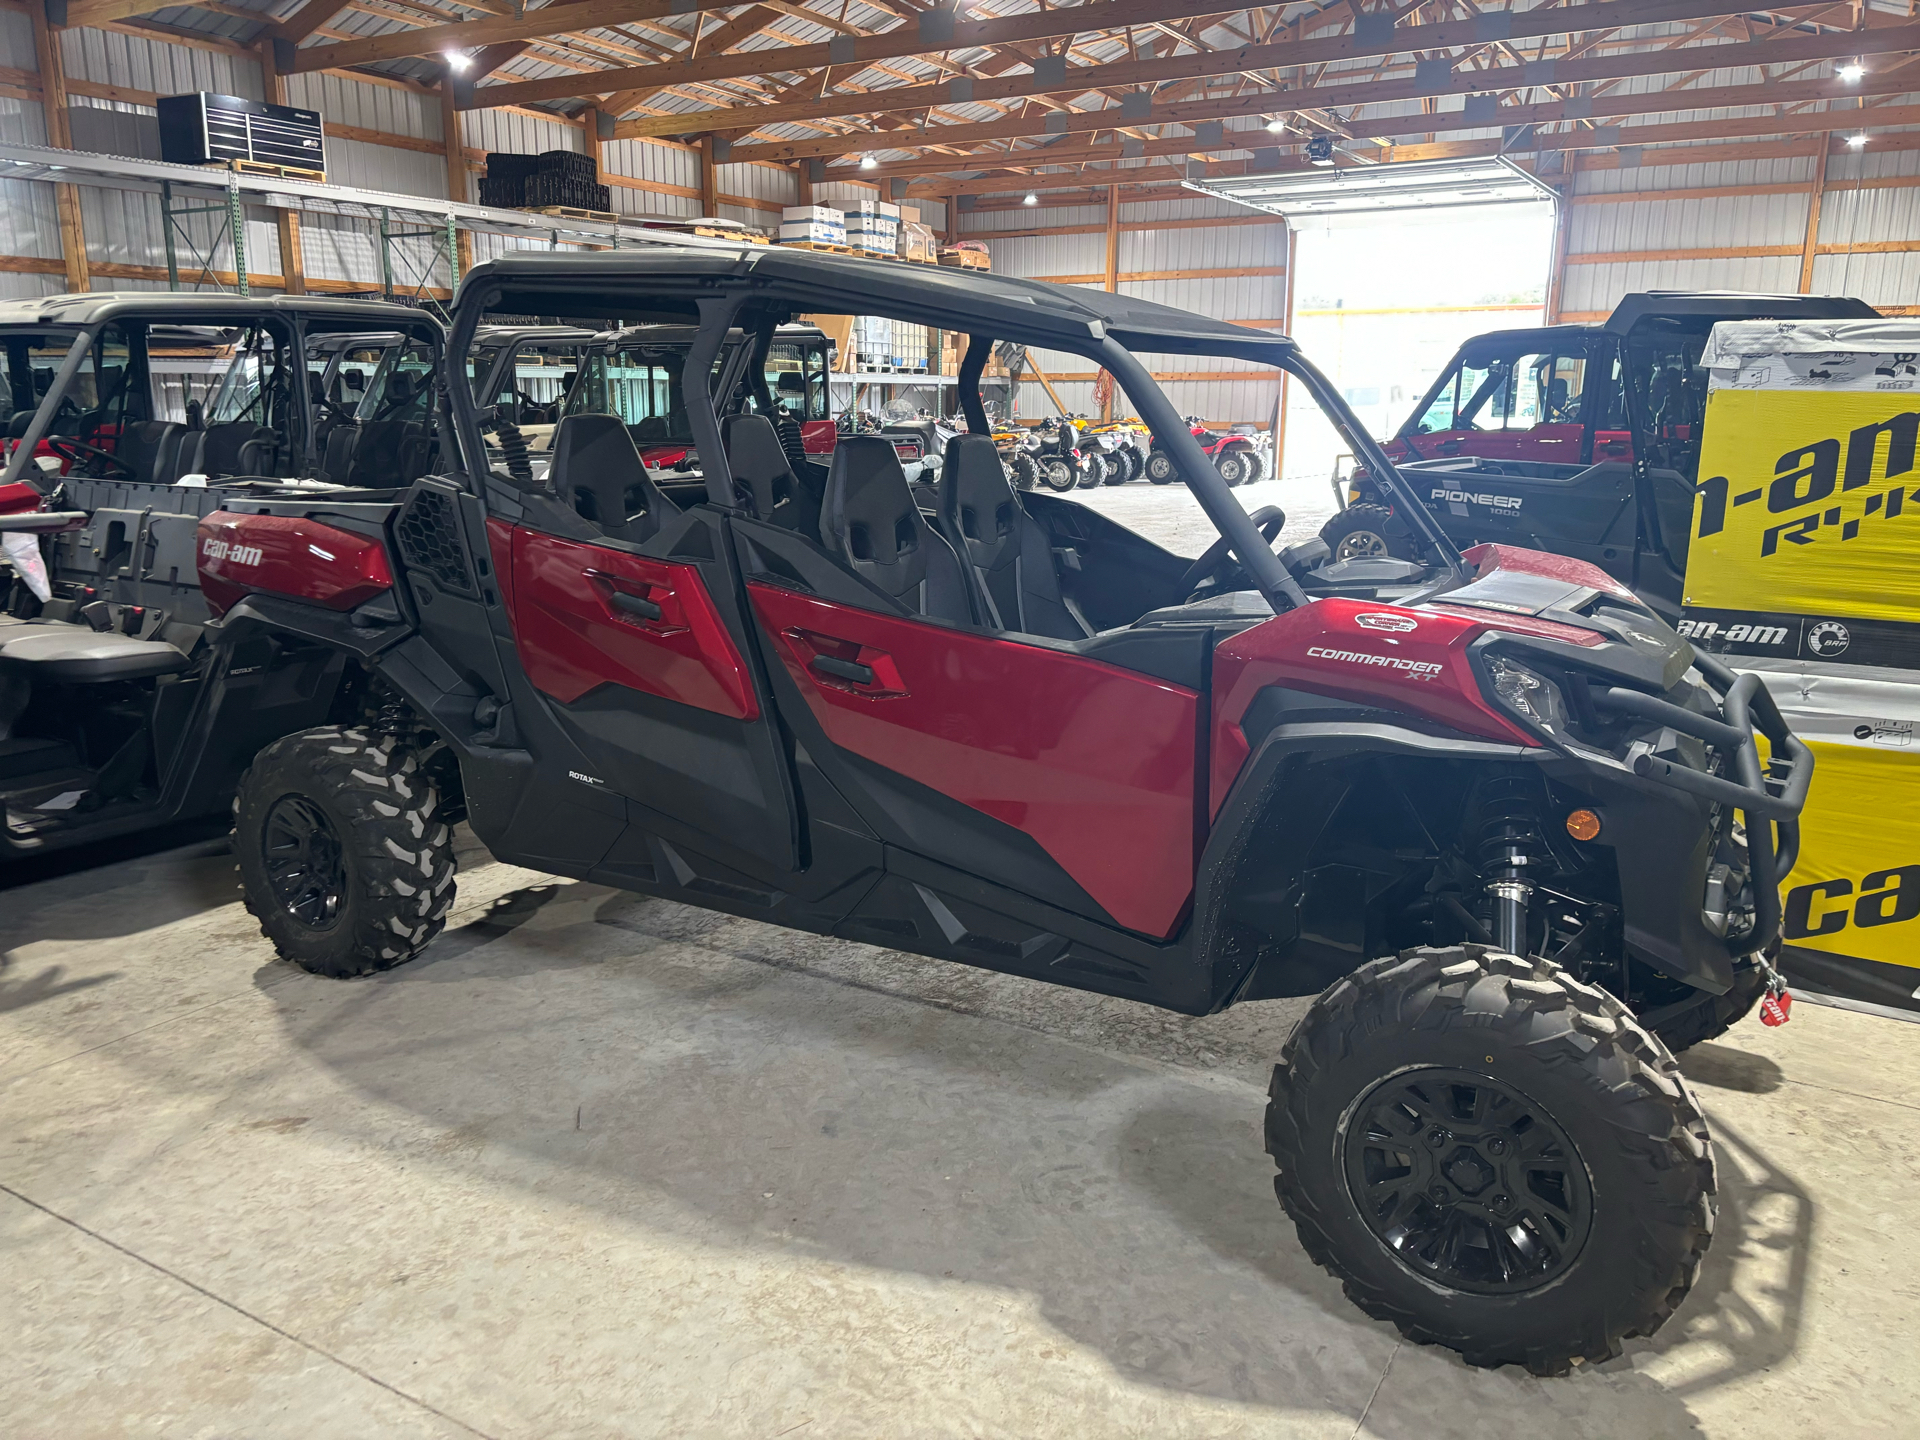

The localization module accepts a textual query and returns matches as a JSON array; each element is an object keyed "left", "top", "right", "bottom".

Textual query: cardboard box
[{"left": 781, "top": 204, "right": 843, "bottom": 225}]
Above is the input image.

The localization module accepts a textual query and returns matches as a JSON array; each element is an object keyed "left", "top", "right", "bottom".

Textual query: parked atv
[
  {"left": 1078, "top": 416, "right": 1146, "bottom": 484},
  {"left": 12, "top": 253, "right": 1810, "bottom": 1382},
  {"left": 1030, "top": 414, "right": 1088, "bottom": 491},
  {"left": 1319, "top": 291, "right": 1880, "bottom": 614},
  {"left": 1146, "top": 417, "right": 1264, "bottom": 486},
  {"left": 989, "top": 420, "right": 1040, "bottom": 490}
]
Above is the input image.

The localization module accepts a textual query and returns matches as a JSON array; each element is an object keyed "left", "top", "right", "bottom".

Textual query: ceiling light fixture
[
  {"left": 1022, "top": 192, "right": 1038, "bottom": 205},
  {"left": 1837, "top": 62, "right": 1865, "bottom": 82},
  {"left": 1847, "top": 133, "right": 1868, "bottom": 148},
  {"left": 443, "top": 51, "right": 471, "bottom": 72},
  {"left": 859, "top": 155, "right": 879, "bottom": 170},
  {"left": 1265, "top": 118, "right": 1288, "bottom": 133}
]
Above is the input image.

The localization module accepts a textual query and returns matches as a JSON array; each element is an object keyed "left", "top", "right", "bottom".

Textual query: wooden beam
[
  {"left": 1103, "top": 185, "right": 1119, "bottom": 295},
  {"left": 440, "top": 79, "right": 473, "bottom": 278},
  {"left": 468, "top": 0, "right": 1269, "bottom": 113},
  {"left": 904, "top": 104, "right": 1919, "bottom": 201},
  {"left": 612, "top": 0, "right": 1858, "bottom": 141},
  {"left": 1032, "top": 265, "right": 1287, "bottom": 284},
  {"left": 698, "top": 135, "right": 718, "bottom": 217},
  {"left": 1572, "top": 174, "right": 1917, "bottom": 204},
  {"left": 1798, "top": 143, "right": 1831, "bottom": 293},
  {"left": 1567, "top": 239, "right": 1917, "bottom": 263},
  {"left": 260, "top": 41, "right": 307, "bottom": 296},
  {"left": 815, "top": 57, "right": 1916, "bottom": 179},
  {"left": 30, "top": 0, "right": 87, "bottom": 294},
  {"left": 746, "top": 34, "right": 1916, "bottom": 167}
]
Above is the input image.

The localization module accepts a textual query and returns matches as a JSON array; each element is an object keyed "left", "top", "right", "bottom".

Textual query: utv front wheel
[
  {"left": 1040, "top": 457, "right": 1077, "bottom": 492},
  {"left": 234, "top": 727, "right": 458, "bottom": 978},
  {"left": 1267, "top": 946, "right": 1714, "bottom": 1376},
  {"left": 1319, "top": 502, "right": 1412, "bottom": 561}
]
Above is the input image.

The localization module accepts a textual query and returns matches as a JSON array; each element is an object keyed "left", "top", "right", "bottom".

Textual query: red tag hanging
[{"left": 1760, "top": 987, "right": 1793, "bottom": 1027}]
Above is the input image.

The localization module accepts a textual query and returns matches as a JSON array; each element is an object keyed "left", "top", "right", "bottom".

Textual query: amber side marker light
[{"left": 1566, "top": 809, "right": 1602, "bottom": 841}]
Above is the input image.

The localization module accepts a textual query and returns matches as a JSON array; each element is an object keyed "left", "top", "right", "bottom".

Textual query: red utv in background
[{"left": 1320, "top": 292, "right": 1879, "bottom": 615}]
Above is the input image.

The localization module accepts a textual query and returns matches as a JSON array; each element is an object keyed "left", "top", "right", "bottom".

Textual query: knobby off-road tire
[
  {"left": 1215, "top": 448, "right": 1252, "bottom": 486},
  {"left": 1007, "top": 452, "right": 1040, "bottom": 491},
  {"left": 234, "top": 726, "right": 458, "bottom": 979},
  {"left": 1145, "top": 449, "right": 1179, "bottom": 484},
  {"left": 1266, "top": 945, "right": 1714, "bottom": 1377},
  {"left": 1040, "top": 456, "right": 1078, "bottom": 492},
  {"left": 1318, "top": 502, "right": 1404, "bottom": 561}
]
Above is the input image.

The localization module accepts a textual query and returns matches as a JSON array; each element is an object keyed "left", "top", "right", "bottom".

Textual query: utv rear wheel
[
  {"left": 1266, "top": 946, "right": 1714, "bottom": 1376},
  {"left": 1319, "top": 502, "right": 1411, "bottom": 561},
  {"left": 234, "top": 727, "right": 458, "bottom": 979},
  {"left": 1145, "top": 449, "right": 1179, "bottom": 484}
]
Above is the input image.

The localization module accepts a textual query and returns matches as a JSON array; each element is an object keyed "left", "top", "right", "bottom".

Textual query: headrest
[
  {"left": 820, "top": 433, "right": 934, "bottom": 599},
  {"left": 719, "top": 413, "right": 795, "bottom": 519},
  {"left": 937, "top": 434, "right": 1018, "bottom": 569},
  {"left": 387, "top": 371, "right": 416, "bottom": 402},
  {"left": 549, "top": 413, "right": 661, "bottom": 536}
]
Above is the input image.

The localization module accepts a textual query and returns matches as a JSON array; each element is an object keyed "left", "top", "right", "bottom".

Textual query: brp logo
[
  {"left": 1354, "top": 612, "right": 1418, "bottom": 633},
  {"left": 1807, "top": 621, "right": 1851, "bottom": 657}
]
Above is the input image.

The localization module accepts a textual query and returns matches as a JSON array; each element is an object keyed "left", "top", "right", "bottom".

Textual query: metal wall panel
[
  {"left": 60, "top": 26, "right": 256, "bottom": 99},
  {"left": 285, "top": 72, "right": 438, "bottom": 142}
]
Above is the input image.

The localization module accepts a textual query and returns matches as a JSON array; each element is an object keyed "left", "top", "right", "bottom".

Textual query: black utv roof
[
  {"left": 462, "top": 245, "right": 1296, "bottom": 362},
  {"left": 1604, "top": 290, "right": 1880, "bottom": 335},
  {"left": 1458, "top": 323, "right": 1604, "bottom": 358},
  {"left": 0, "top": 292, "right": 440, "bottom": 330}
]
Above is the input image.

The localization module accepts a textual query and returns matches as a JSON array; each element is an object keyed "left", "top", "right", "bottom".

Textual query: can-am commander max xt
[{"left": 82, "top": 249, "right": 1808, "bottom": 1376}]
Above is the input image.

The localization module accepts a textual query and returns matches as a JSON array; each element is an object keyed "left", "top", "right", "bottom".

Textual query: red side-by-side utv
[{"left": 0, "top": 258, "right": 1812, "bottom": 1377}]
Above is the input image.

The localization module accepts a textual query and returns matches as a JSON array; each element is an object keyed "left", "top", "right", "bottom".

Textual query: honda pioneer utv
[
  {"left": 29, "top": 253, "right": 1813, "bottom": 1376},
  {"left": 0, "top": 292, "right": 444, "bottom": 856},
  {"left": 1321, "top": 290, "right": 1879, "bottom": 616}
]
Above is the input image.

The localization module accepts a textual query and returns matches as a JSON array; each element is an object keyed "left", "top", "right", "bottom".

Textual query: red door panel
[
  {"left": 510, "top": 529, "right": 758, "bottom": 719},
  {"left": 748, "top": 582, "right": 1198, "bottom": 938}
]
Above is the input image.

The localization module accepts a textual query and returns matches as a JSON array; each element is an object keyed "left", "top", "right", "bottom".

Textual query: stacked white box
[
  {"left": 845, "top": 200, "right": 899, "bottom": 254},
  {"left": 778, "top": 204, "right": 845, "bottom": 246}
]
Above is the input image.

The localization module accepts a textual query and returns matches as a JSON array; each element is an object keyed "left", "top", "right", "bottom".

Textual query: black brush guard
[{"left": 1592, "top": 652, "right": 1813, "bottom": 957}]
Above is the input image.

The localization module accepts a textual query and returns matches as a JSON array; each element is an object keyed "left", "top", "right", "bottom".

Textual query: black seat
[
  {"left": 0, "top": 626, "right": 189, "bottom": 682},
  {"left": 548, "top": 413, "right": 676, "bottom": 542},
  {"left": 184, "top": 420, "right": 275, "bottom": 478},
  {"left": 113, "top": 420, "right": 186, "bottom": 486},
  {"left": 719, "top": 413, "right": 821, "bottom": 536},
  {"left": 934, "top": 434, "right": 1088, "bottom": 640},
  {"left": 819, "top": 435, "right": 973, "bottom": 625}
]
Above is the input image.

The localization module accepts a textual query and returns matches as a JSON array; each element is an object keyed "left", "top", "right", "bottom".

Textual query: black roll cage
[{"left": 444, "top": 254, "right": 1468, "bottom": 606}]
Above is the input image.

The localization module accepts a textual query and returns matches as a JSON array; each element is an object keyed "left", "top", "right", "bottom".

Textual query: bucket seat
[
  {"left": 819, "top": 435, "right": 972, "bottom": 625},
  {"left": 933, "top": 434, "right": 1087, "bottom": 639},
  {"left": 547, "top": 413, "right": 676, "bottom": 543},
  {"left": 719, "top": 413, "right": 820, "bottom": 536}
]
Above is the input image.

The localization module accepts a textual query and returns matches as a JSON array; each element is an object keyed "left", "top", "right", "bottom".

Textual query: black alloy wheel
[
  {"left": 1342, "top": 1066, "right": 1593, "bottom": 1295},
  {"left": 262, "top": 794, "right": 346, "bottom": 930}
]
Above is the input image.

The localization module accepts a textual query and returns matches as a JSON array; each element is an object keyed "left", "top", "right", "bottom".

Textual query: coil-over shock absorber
[
  {"left": 1476, "top": 776, "right": 1545, "bottom": 955},
  {"left": 494, "top": 419, "right": 534, "bottom": 484}
]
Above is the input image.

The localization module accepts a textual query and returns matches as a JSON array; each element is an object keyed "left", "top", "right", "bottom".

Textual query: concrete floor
[
  {"left": 3, "top": 828, "right": 1916, "bottom": 1440},
  {"left": 3, "top": 477, "right": 1916, "bottom": 1439}
]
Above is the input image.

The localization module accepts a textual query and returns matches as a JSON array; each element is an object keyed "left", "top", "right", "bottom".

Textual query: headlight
[{"left": 1486, "top": 655, "right": 1569, "bottom": 737}]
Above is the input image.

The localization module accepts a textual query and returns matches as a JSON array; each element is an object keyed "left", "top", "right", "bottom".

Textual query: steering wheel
[
  {"left": 1177, "top": 505, "right": 1286, "bottom": 595},
  {"left": 43, "top": 435, "right": 135, "bottom": 478}
]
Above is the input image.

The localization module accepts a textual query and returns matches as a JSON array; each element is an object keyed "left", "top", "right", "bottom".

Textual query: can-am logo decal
[
  {"left": 1431, "top": 487, "right": 1523, "bottom": 511},
  {"left": 1307, "top": 646, "right": 1443, "bottom": 679},
  {"left": 202, "top": 537, "right": 264, "bottom": 567},
  {"left": 1676, "top": 617, "right": 1792, "bottom": 646},
  {"left": 1354, "top": 612, "right": 1418, "bottom": 633}
]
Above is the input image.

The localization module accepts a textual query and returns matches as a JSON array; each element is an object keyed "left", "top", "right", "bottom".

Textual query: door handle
[
  {"left": 810, "top": 654, "right": 876, "bottom": 686},
  {"left": 610, "top": 589, "right": 663, "bottom": 621}
]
